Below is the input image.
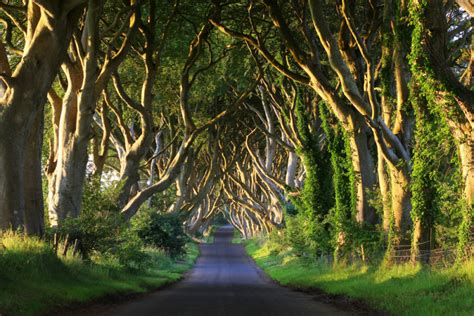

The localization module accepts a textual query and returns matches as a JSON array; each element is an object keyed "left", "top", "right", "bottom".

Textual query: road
[{"left": 84, "top": 226, "right": 351, "bottom": 316}]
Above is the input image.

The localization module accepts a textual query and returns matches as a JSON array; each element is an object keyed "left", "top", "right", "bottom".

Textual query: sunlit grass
[
  {"left": 232, "top": 229, "right": 243, "bottom": 244},
  {"left": 246, "top": 240, "right": 474, "bottom": 316},
  {"left": 0, "top": 231, "right": 199, "bottom": 316}
]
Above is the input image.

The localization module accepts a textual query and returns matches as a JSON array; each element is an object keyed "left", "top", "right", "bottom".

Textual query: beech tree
[
  {"left": 0, "top": 0, "right": 85, "bottom": 234},
  {"left": 46, "top": 0, "right": 139, "bottom": 226},
  {"left": 0, "top": 0, "right": 470, "bottom": 264}
]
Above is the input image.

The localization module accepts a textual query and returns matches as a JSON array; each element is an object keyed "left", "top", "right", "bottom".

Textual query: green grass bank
[
  {"left": 246, "top": 240, "right": 474, "bottom": 315},
  {"left": 0, "top": 232, "right": 199, "bottom": 316}
]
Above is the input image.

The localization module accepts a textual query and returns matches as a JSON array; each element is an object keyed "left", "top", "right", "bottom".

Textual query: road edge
[{"left": 240, "top": 242, "right": 388, "bottom": 316}]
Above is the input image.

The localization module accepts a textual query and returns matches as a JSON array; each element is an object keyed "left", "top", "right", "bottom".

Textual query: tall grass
[
  {"left": 246, "top": 240, "right": 474, "bottom": 315},
  {"left": 0, "top": 231, "right": 198, "bottom": 316}
]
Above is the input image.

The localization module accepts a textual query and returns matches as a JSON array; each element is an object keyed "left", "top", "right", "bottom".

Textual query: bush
[
  {"left": 133, "top": 209, "right": 188, "bottom": 258},
  {"left": 45, "top": 180, "right": 152, "bottom": 271},
  {"left": 45, "top": 181, "right": 190, "bottom": 270},
  {"left": 114, "top": 230, "right": 151, "bottom": 272},
  {"left": 46, "top": 180, "right": 124, "bottom": 258},
  {"left": 49, "top": 210, "right": 124, "bottom": 258}
]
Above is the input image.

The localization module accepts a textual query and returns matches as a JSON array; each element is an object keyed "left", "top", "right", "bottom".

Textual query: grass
[
  {"left": 0, "top": 231, "right": 199, "bottom": 316},
  {"left": 246, "top": 240, "right": 474, "bottom": 316},
  {"left": 232, "top": 229, "right": 243, "bottom": 244}
]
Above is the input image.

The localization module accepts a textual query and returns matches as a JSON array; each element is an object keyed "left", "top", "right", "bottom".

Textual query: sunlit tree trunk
[
  {"left": 0, "top": 1, "right": 83, "bottom": 233},
  {"left": 459, "top": 141, "right": 474, "bottom": 206},
  {"left": 348, "top": 123, "right": 377, "bottom": 224},
  {"left": 285, "top": 150, "right": 298, "bottom": 188},
  {"left": 47, "top": 64, "right": 85, "bottom": 224},
  {"left": 377, "top": 150, "right": 391, "bottom": 231},
  {"left": 48, "top": 1, "right": 138, "bottom": 225},
  {"left": 390, "top": 166, "right": 411, "bottom": 238}
]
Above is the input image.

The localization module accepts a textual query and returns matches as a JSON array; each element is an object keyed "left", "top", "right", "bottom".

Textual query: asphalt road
[{"left": 85, "top": 226, "right": 350, "bottom": 316}]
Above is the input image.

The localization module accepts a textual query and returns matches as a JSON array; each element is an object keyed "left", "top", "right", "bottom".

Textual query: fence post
[{"left": 360, "top": 244, "right": 366, "bottom": 263}]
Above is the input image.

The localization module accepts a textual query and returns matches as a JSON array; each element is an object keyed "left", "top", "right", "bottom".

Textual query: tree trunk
[
  {"left": 459, "top": 140, "right": 474, "bottom": 207},
  {"left": 48, "top": 61, "right": 98, "bottom": 225},
  {"left": 411, "top": 218, "right": 431, "bottom": 263},
  {"left": 167, "top": 152, "right": 194, "bottom": 213},
  {"left": 348, "top": 124, "right": 377, "bottom": 224},
  {"left": 377, "top": 147, "right": 392, "bottom": 231},
  {"left": 285, "top": 151, "right": 298, "bottom": 187},
  {"left": 0, "top": 119, "right": 25, "bottom": 230},
  {"left": 47, "top": 66, "right": 84, "bottom": 225},
  {"left": 389, "top": 165, "right": 411, "bottom": 244},
  {"left": 48, "top": 1, "right": 136, "bottom": 225},
  {"left": 117, "top": 152, "right": 142, "bottom": 207},
  {"left": 0, "top": 3, "right": 82, "bottom": 232},
  {"left": 24, "top": 106, "right": 45, "bottom": 235},
  {"left": 120, "top": 146, "right": 188, "bottom": 220},
  {"left": 116, "top": 116, "right": 154, "bottom": 207},
  {"left": 48, "top": 132, "right": 91, "bottom": 225}
]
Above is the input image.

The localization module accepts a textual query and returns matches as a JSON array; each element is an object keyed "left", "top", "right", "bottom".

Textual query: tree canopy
[{"left": 0, "top": 0, "right": 472, "bottom": 263}]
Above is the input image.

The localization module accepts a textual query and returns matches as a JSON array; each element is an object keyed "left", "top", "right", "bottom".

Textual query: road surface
[{"left": 82, "top": 226, "right": 351, "bottom": 316}]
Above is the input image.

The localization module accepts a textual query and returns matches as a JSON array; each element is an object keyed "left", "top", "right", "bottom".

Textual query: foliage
[
  {"left": 288, "top": 89, "right": 334, "bottom": 255},
  {"left": 282, "top": 214, "right": 305, "bottom": 255},
  {"left": 132, "top": 208, "right": 188, "bottom": 258},
  {"left": 211, "top": 212, "right": 229, "bottom": 226},
  {"left": 46, "top": 179, "right": 124, "bottom": 258},
  {"left": 408, "top": 0, "right": 469, "bottom": 250},
  {"left": 319, "top": 102, "right": 359, "bottom": 257},
  {"left": 46, "top": 181, "right": 187, "bottom": 270}
]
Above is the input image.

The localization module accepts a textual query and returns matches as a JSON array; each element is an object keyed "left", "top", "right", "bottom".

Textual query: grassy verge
[
  {"left": 0, "top": 232, "right": 199, "bottom": 316},
  {"left": 232, "top": 229, "right": 243, "bottom": 244},
  {"left": 246, "top": 240, "right": 474, "bottom": 315}
]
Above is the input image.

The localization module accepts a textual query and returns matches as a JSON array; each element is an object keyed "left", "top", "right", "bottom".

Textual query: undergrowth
[
  {"left": 0, "top": 231, "right": 198, "bottom": 316},
  {"left": 246, "top": 239, "right": 474, "bottom": 315}
]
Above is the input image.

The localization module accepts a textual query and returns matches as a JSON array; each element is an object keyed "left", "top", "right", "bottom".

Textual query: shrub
[
  {"left": 45, "top": 181, "right": 190, "bottom": 269},
  {"left": 49, "top": 210, "right": 124, "bottom": 258},
  {"left": 46, "top": 180, "right": 144, "bottom": 268},
  {"left": 133, "top": 209, "right": 188, "bottom": 258},
  {"left": 114, "top": 230, "right": 151, "bottom": 272}
]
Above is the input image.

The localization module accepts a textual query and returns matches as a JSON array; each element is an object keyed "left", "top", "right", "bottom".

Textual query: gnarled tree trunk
[
  {"left": 48, "top": 1, "right": 138, "bottom": 225},
  {"left": 0, "top": 1, "right": 83, "bottom": 233}
]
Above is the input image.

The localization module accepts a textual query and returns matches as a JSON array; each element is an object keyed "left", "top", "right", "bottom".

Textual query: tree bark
[
  {"left": 24, "top": 105, "right": 45, "bottom": 235},
  {"left": 459, "top": 140, "right": 474, "bottom": 206},
  {"left": 377, "top": 149, "right": 391, "bottom": 231},
  {"left": 348, "top": 122, "right": 377, "bottom": 224},
  {"left": 389, "top": 165, "right": 411, "bottom": 242},
  {"left": 47, "top": 64, "right": 85, "bottom": 225},
  {"left": 0, "top": 1, "right": 83, "bottom": 232},
  {"left": 48, "top": 1, "right": 138, "bottom": 225},
  {"left": 411, "top": 218, "right": 431, "bottom": 263}
]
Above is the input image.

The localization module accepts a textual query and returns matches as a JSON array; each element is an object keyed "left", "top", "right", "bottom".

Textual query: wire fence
[
  {"left": 326, "top": 232, "right": 474, "bottom": 268},
  {"left": 384, "top": 232, "right": 473, "bottom": 268}
]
